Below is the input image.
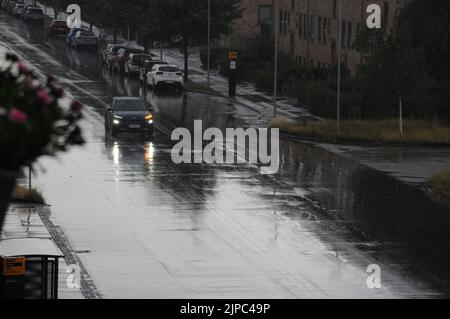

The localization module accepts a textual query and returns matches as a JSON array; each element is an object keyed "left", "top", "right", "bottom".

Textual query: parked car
[
  {"left": 103, "top": 44, "right": 125, "bottom": 69},
  {"left": 146, "top": 64, "right": 184, "bottom": 91},
  {"left": 66, "top": 27, "right": 89, "bottom": 47},
  {"left": 125, "top": 53, "right": 152, "bottom": 76},
  {"left": 112, "top": 48, "right": 144, "bottom": 73},
  {"left": 71, "top": 29, "right": 98, "bottom": 49},
  {"left": 11, "top": 2, "right": 23, "bottom": 16},
  {"left": 7, "top": 0, "right": 18, "bottom": 14},
  {"left": 104, "top": 97, "right": 153, "bottom": 137},
  {"left": 139, "top": 60, "right": 168, "bottom": 83},
  {"left": 49, "top": 19, "right": 69, "bottom": 36},
  {"left": 22, "top": 6, "right": 44, "bottom": 23},
  {"left": 0, "top": 0, "right": 7, "bottom": 11}
]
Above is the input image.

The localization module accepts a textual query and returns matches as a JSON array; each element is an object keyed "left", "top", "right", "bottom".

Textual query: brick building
[{"left": 225, "top": 0, "right": 406, "bottom": 73}]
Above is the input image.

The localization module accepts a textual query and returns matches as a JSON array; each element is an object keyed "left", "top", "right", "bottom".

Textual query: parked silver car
[{"left": 71, "top": 30, "right": 98, "bottom": 50}]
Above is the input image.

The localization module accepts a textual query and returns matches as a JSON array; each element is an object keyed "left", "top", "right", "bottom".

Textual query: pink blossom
[
  {"left": 36, "top": 90, "right": 54, "bottom": 105},
  {"left": 17, "top": 62, "right": 29, "bottom": 74},
  {"left": 71, "top": 100, "right": 83, "bottom": 112},
  {"left": 55, "top": 88, "right": 64, "bottom": 98},
  {"left": 9, "top": 108, "right": 28, "bottom": 123}
]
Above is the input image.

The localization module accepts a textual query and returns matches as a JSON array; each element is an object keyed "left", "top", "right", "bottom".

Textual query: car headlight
[
  {"left": 113, "top": 119, "right": 120, "bottom": 125},
  {"left": 144, "top": 113, "right": 153, "bottom": 123}
]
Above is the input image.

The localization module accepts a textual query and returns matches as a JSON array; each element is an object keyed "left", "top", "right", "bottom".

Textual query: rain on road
[{"left": 0, "top": 12, "right": 444, "bottom": 298}]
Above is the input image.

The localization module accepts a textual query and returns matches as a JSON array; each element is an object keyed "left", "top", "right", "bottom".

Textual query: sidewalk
[
  {"left": 152, "top": 48, "right": 316, "bottom": 122},
  {"left": 1, "top": 204, "right": 84, "bottom": 299}
]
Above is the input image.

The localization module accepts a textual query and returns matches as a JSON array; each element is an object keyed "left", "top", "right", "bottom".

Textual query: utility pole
[
  {"left": 399, "top": 96, "right": 403, "bottom": 135},
  {"left": 306, "top": 0, "right": 310, "bottom": 66},
  {"left": 207, "top": 0, "right": 211, "bottom": 87},
  {"left": 336, "top": 0, "right": 342, "bottom": 134},
  {"left": 28, "top": 166, "right": 31, "bottom": 191},
  {"left": 273, "top": 0, "right": 278, "bottom": 117}
]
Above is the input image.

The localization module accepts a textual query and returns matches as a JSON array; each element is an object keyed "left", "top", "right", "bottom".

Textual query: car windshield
[
  {"left": 111, "top": 47, "right": 123, "bottom": 54},
  {"left": 159, "top": 66, "right": 179, "bottom": 72},
  {"left": 80, "top": 31, "right": 95, "bottom": 37},
  {"left": 132, "top": 56, "right": 150, "bottom": 65},
  {"left": 115, "top": 100, "right": 146, "bottom": 111},
  {"left": 29, "top": 8, "right": 43, "bottom": 14}
]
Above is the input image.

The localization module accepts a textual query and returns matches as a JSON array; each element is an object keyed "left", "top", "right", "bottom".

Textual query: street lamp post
[
  {"left": 207, "top": 0, "right": 211, "bottom": 87},
  {"left": 336, "top": 0, "right": 342, "bottom": 134},
  {"left": 273, "top": 0, "right": 278, "bottom": 118}
]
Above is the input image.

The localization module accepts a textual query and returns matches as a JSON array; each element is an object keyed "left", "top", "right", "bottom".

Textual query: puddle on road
[{"left": 278, "top": 138, "right": 450, "bottom": 291}]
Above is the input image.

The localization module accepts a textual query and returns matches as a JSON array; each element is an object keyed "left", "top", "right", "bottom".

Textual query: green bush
[
  {"left": 303, "top": 81, "right": 337, "bottom": 118},
  {"left": 254, "top": 70, "right": 273, "bottom": 92},
  {"left": 200, "top": 48, "right": 228, "bottom": 70}
]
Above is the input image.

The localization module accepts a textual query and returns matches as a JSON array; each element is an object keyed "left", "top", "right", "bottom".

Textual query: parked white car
[{"left": 146, "top": 64, "right": 184, "bottom": 91}]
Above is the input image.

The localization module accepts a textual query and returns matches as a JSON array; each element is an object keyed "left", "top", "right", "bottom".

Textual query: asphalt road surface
[{"left": 0, "top": 12, "right": 445, "bottom": 298}]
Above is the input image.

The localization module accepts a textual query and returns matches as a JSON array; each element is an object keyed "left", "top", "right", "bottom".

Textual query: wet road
[{"left": 0, "top": 13, "right": 445, "bottom": 298}]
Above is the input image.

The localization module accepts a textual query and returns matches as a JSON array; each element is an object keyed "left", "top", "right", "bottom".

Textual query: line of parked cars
[
  {"left": 1, "top": 0, "right": 44, "bottom": 23},
  {"left": 101, "top": 44, "right": 184, "bottom": 92}
]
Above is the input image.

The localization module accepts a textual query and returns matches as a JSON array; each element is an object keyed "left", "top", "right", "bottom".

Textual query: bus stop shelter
[{"left": 0, "top": 237, "right": 64, "bottom": 299}]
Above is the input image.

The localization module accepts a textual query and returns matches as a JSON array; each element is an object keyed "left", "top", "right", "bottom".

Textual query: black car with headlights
[{"left": 105, "top": 97, "right": 153, "bottom": 137}]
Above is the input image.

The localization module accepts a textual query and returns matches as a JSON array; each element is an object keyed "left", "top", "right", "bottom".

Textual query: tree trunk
[
  {"left": 143, "top": 36, "right": 148, "bottom": 53},
  {"left": 183, "top": 37, "right": 189, "bottom": 81}
]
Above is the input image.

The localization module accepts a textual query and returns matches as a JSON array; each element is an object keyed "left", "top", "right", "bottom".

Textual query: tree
[
  {"left": 135, "top": 0, "right": 172, "bottom": 52},
  {"left": 352, "top": 0, "right": 450, "bottom": 121},
  {"left": 165, "top": 0, "right": 242, "bottom": 80}
]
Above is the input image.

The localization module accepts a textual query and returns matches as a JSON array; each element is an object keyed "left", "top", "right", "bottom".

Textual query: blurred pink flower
[
  {"left": 36, "top": 90, "right": 54, "bottom": 105},
  {"left": 9, "top": 108, "right": 28, "bottom": 123},
  {"left": 71, "top": 100, "right": 83, "bottom": 112},
  {"left": 55, "top": 88, "right": 64, "bottom": 98},
  {"left": 17, "top": 62, "right": 29, "bottom": 74}
]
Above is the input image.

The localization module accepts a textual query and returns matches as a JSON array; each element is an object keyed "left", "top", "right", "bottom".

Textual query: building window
[
  {"left": 259, "top": 5, "right": 272, "bottom": 38},
  {"left": 279, "top": 10, "right": 283, "bottom": 34},
  {"left": 299, "top": 14, "right": 302, "bottom": 39},
  {"left": 341, "top": 20, "right": 346, "bottom": 48},
  {"left": 318, "top": 17, "right": 322, "bottom": 43},
  {"left": 310, "top": 15, "right": 315, "bottom": 41},
  {"left": 291, "top": 0, "right": 295, "bottom": 11},
  {"left": 347, "top": 21, "right": 352, "bottom": 48},
  {"left": 333, "top": 0, "right": 337, "bottom": 17},
  {"left": 383, "top": 1, "right": 389, "bottom": 30},
  {"left": 303, "top": 15, "right": 308, "bottom": 39},
  {"left": 259, "top": 5, "right": 272, "bottom": 25}
]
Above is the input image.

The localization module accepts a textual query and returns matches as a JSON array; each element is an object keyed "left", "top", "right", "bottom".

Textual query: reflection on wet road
[{"left": 0, "top": 12, "right": 446, "bottom": 298}]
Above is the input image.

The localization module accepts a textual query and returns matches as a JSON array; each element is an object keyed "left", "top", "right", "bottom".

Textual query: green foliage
[
  {"left": 271, "top": 118, "right": 450, "bottom": 146},
  {"left": 353, "top": 0, "right": 450, "bottom": 122},
  {"left": 426, "top": 170, "right": 450, "bottom": 201}
]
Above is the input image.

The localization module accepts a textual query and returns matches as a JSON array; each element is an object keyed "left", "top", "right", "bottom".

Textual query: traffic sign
[
  {"left": 2, "top": 257, "right": 26, "bottom": 276},
  {"left": 228, "top": 51, "right": 238, "bottom": 60}
]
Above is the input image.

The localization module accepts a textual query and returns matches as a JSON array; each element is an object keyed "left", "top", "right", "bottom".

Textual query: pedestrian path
[{"left": 154, "top": 48, "right": 317, "bottom": 123}]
